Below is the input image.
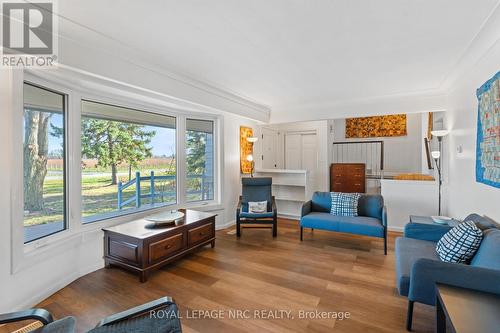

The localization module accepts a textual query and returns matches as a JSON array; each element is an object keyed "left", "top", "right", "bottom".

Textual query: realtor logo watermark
[{"left": 1, "top": 0, "right": 58, "bottom": 67}]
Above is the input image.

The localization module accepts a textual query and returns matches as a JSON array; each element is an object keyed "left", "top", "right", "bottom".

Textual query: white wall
[
  {"left": 331, "top": 113, "right": 423, "bottom": 173},
  {"left": 444, "top": 33, "right": 500, "bottom": 221}
]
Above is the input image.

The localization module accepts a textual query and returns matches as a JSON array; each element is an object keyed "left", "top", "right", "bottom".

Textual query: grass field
[{"left": 24, "top": 166, "right": 176, "bottom": 227}]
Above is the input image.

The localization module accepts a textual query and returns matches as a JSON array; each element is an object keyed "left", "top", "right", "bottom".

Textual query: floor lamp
[{"left": 430, "top": 130, "right": 449, "bottom": 216}]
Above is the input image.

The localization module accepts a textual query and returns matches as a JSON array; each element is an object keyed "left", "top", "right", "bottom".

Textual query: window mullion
[
  {"left": 69, "top": 92, "right": 82, "bottom": 231},
  {"left": 177, "top": 115, "right": 187, "bottom": 206}
]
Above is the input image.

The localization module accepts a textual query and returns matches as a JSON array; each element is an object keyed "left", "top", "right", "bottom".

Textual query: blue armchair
[
  {"left": 300, "top": 192, "right": 388, "bottom": 254},
  {"left": 236, "top": 177, "right": 277, "bottom": 237},
  {"left": 396, "top": 214, "right": 500, "bottom": 331}
]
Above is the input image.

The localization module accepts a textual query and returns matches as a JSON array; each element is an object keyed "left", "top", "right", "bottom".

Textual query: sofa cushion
[
  {"left": 311, "top": 192, "right": 331, "bottom": 212},
  {"left": 395, "top": 237, "right": 439, "bottom": 297},
  {"left": 436, "top": 221, "right": 483, "bottom": 264},
  {"left": 464, "top": 213, "right": 500, "bottom": 231},
  {"left": 240, "top": 211, "right": 274, "bottom": 219},
  {"left": 357, "top": 194, "right": 384, "bottom": 220},
  {"left": 470, "top": 229, "right": 500, "bottom": 270},
  {"left": 300, "top": 212, "right": 340, "bottom": 231},
  {"left": 300, "top": 212, "right": 383, "bottom": 237},
  {"left": 337, "top": 216, "right": 384, "bottom": 237},
  {"left": 330, "top": 192, "right": 361, "bottom": 216}
]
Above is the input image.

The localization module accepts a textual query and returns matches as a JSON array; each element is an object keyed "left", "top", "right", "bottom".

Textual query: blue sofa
[
  {"left": 395, "top": 214, "right": 500, "bottom": 331},
  {"left": 300, "top": 192, "right": 387, "bottom": 254}
]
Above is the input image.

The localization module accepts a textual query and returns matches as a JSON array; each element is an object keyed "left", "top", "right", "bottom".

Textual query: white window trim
[{"left": 11, "top": 69, "right": 223, "bottom": 274}]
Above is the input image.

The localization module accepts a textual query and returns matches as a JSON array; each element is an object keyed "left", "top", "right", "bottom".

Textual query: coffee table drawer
[
  {"left": 149, "top": 233, "right": 184, "bottom": 263},
  {"left": 188, "top": 223, "right": 213, "bottom": 246}
]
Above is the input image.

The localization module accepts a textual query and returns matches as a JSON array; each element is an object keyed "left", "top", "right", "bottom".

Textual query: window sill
[{"left": 22, "top": 200, "right": 223, "bottom": 254}]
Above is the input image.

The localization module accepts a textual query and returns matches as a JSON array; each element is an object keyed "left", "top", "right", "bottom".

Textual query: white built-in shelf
[{"left": 254, "top": 169, "right": 311, "bottom": 219}]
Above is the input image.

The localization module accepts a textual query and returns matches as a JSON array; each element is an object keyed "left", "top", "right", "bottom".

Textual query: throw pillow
[
  {"left": 330, "top": 192, "right": 361, "bottom": 216},
  {"left": 248, "top": 201, "right": 267, "bottom": 213},
  {"left": 436, "top": 221, "right": 483, "bottom": 263}
]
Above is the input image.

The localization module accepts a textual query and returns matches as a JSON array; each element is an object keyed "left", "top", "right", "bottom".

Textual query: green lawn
[{"left": 24, "top": 169, "right": 177, "bottom": 226}]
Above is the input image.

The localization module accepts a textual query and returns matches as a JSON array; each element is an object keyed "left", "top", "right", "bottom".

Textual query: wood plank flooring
[{"left": 30, "top": 219, "right": 433, "bottom": 332}]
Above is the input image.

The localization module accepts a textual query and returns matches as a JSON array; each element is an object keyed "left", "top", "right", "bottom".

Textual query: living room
[{"left": 1, "top": 1, "right": 499, "bottom": 332}]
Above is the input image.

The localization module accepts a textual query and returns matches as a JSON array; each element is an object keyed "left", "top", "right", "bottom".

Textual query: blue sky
[{"left": 47, "top": 115, "right": 176, "bottom": 157}]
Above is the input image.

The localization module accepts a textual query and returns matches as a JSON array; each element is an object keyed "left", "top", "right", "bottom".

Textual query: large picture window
[
  {"left": 186, "top": 119, "right": 214, "bottom": 202},
  {"left": 23, "top": 83, "right": 66, "bottom": 243},
  {"left": 81, "top": 101, "right": 176, "bottom": 223}
]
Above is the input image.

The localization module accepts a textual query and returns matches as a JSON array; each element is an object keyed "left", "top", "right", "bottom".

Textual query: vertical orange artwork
[{"left": 240, "top": 126, "right": 253, "bottom": 174}]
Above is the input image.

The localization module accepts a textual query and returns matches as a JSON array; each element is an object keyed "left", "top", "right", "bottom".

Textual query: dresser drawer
[
  {"left": 149, "top": 232, "right": 184, "bottom": 263},
  {"left": 188, "top": 223, "right": 213, "bottom": 246}
]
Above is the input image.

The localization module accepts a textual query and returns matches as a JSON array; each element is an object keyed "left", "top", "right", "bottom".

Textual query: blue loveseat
[
  {"left": 300, "top": 192, "right": 387, "bottom": 254},
  {"left": 395, "top": 214, "right": 500, "bottom": 331}
]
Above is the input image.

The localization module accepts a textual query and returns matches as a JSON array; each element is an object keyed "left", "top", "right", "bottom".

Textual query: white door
[
  {"left": 285, "top": 134, "right": 302, "bottom": 169},
  {"left": 262, "top": 128, "right": 279, "bottom": 169},
  {"left": 301, "top": 133, "right": 318, "bottom": 189}
]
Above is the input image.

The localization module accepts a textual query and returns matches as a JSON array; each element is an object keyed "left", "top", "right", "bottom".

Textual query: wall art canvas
[
  {"left": 476, "top": 71, "right": 500, "bottom": 188},
  {"left": 345, "top": 114, "right": 407, "bottom": 138},
  {"left": 240, "top": 126, "right": 253, "bottom": 174}
]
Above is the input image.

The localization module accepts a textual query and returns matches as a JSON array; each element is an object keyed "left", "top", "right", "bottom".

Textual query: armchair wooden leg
[
  {"left": 406, "top": 300, "right": 414, "bottom": 331},
  {"left": 272, "top": 218, "right": 277, "bottom": 237},
  {"left": 300, "top": 226, "right": 303, "bottom": 241},
  {"left": 383, "top": 227, "right": 388, "bottom": 255},
  {"left": 236, "top": 217, "right": 241, "bottom": 238}
]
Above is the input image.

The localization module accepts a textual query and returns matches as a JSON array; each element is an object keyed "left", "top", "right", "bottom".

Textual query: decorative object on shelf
[
  {"left": 345, "top": 114, "right": 407, "bottom": 138},
  {"left": 145, "top": 210, "right": 185, "bottom": 226},
  {"left": 240, "top": 126, "right": 258, "bottom": 174},
  {"left": 431, "top": 129, "right": 449, "bottom": 216},
  {"left": 476, "top": 71, "right": 500, "bottom": 188},
  {"left": 246, "top": 154, "right": 255, "bottom": 177}
]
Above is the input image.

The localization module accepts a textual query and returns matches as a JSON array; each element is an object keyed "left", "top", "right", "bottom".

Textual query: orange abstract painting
[
  {"left": 240, "top": 126, "right": 253, "bottom": 174},
  {"left": 346, "top": 114, "right": 407, "bottom": 138}
]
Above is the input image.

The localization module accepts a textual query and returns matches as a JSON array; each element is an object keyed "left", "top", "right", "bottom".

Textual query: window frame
[
  {"left": 11, "top": 70, "right": 222, "bottom": 273},
  {"left": 22, "top": 82, "right": 69, "bottom": 243}
]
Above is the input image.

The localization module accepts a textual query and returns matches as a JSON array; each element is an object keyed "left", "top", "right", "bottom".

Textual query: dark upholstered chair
[
  {"left": 236, "top": 177, "right": 277, "bottom": 237},
  {"left": 0, "top": 297, "right": 181, "bottom": 333}
]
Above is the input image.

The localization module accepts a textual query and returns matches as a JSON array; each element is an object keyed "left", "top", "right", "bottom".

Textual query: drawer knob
[{"left": 165, "top": 245, "right": 171, "bottom": 249}]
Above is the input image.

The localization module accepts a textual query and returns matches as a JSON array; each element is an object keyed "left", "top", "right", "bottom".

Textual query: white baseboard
[
  {"left": 13, "top": 261, "right": 104, "bottom": 312},
  {"left": 216, "top": 219, "right": 235, "bottom": 230},
  {"left": 388, "top": 226, "right": 404, "bottom": 232}
]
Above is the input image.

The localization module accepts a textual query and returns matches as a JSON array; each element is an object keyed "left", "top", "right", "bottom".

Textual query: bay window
[{"left": 19, "top": 78, "right": 219, "bottom": 245}]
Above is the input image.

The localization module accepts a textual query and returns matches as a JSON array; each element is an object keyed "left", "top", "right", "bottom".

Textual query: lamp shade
[
  {"left": 431, "top": 130, "right": 449, "bottom": 137},
  {"left": 246, "top": 137, "right": 258, "bottom": 143},
  {"left": 431, "top": 151, "right": 441, "bottom": 159},
  {"left": 246, "top": 154, "right": 254, "bottom": 162}
]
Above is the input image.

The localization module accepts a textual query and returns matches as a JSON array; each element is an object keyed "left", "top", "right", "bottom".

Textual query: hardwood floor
[{"left": 33, "top": 219, "right": 433, "bottom": 333}]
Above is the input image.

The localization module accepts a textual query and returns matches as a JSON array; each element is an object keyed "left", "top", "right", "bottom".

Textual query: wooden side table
[{"left": 436, "top": 283, "right": 500, "bottom": 333}]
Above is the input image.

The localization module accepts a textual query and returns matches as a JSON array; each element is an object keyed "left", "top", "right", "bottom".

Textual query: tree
[
  {"left": 81, "top": 118, "right": 155, "bottom": 185},
  {"left": 186, "top": 131, "right": 207, "bottom": 175},
  {"left": 23, "top": 110, "right": 51, "bottom": 211}
]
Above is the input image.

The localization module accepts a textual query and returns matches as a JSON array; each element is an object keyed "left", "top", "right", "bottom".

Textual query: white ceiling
[{"left": 57, "top": 0, "right": 499, "bottom": 113}]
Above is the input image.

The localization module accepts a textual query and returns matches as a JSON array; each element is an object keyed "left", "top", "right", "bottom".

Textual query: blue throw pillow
[
  {"left": 436, "top": 221, "right": 483, "bottom": 264},
  {"left": 470, "top": 229, "right": 500, "bottom": 270},
  {"left": 330, "top": 192, "right": 361, "bottom": 216}
]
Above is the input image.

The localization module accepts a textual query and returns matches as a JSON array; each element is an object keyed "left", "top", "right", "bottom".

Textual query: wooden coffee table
[{"left": 103, "top": 209, "right": 216, "bottom": 282}]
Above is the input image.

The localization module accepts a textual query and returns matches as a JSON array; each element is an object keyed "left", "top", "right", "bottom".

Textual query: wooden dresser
[
  {"left": 330, "top": 163, "right": 366, "bottom": 193},
  {"left": 103, "top": 209, "right": 216, "bottom": 282}
]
